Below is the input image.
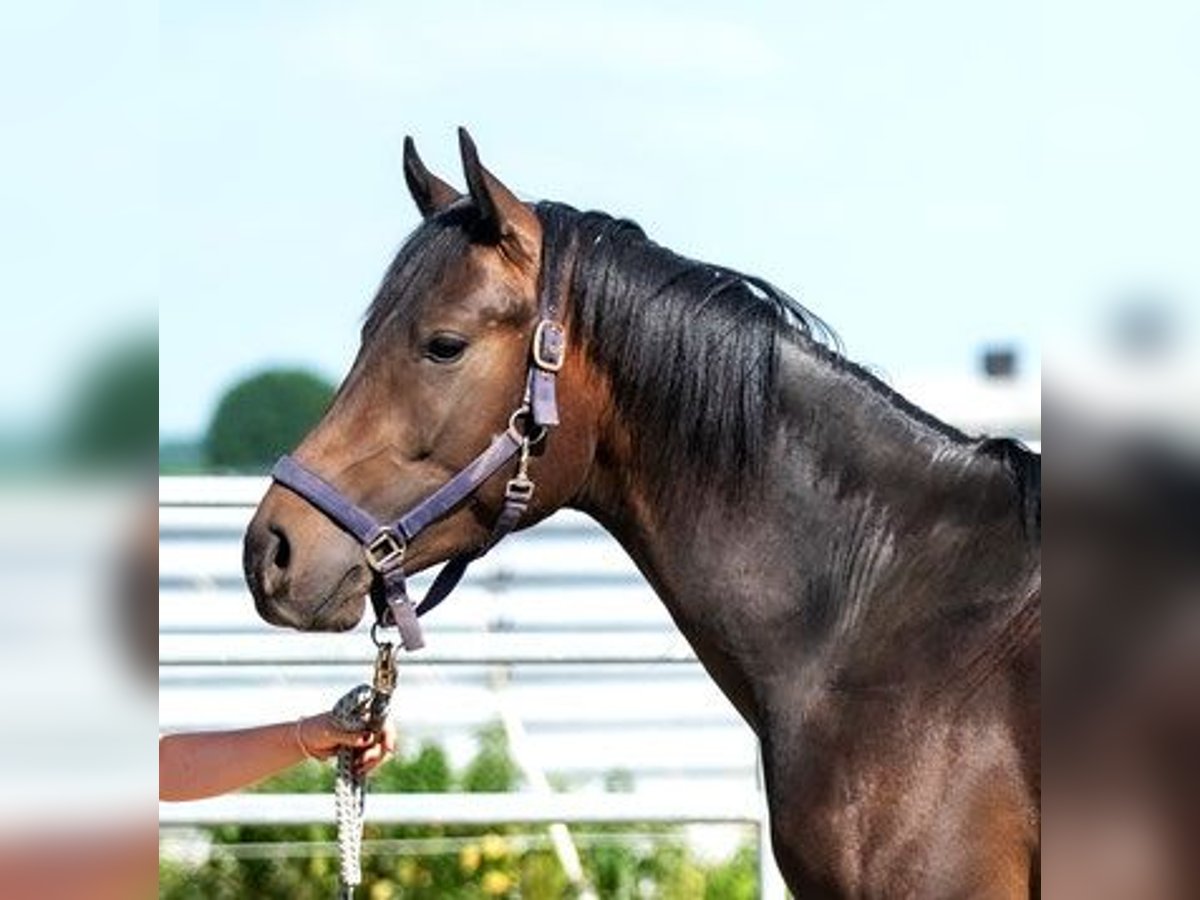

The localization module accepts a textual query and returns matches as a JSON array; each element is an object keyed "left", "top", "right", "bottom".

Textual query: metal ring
[{"left": 507, "top": 408, "right": 547, "bottom": 446}]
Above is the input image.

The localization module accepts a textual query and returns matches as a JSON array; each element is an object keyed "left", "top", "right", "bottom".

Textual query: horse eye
[{"left": 424, "top": 333, "right": 468, "bottom": 363}]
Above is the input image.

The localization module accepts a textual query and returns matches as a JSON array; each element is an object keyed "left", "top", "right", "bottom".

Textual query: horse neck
[{"left": 574, "top": 337, "right": 1037, "bottom": 733}]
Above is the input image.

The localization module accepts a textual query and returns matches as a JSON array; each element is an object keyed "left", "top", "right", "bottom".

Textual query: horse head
[{"left": 243, "top": 130, "right": 600, "bottom": 632}]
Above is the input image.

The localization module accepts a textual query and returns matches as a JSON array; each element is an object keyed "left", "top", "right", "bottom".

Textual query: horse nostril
[{"left": 269, "top": 524, "right": 291, "bottom": 571}]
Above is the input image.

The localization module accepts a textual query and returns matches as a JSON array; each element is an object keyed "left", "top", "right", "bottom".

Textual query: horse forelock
[{"left": 361, "top": 207, "right": 475, "bottom": 343}]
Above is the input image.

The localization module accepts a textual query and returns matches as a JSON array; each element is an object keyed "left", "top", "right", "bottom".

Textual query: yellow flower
[
  {"left": 459, "top": 844, "right": 482, "bottom": 874},
  {"left": 480, "top": 832, "right": 508, "bottom": 861},
  {"left": 481, "top": 870, "right": 512, "bottom": 896},
  {"left": 369, "top": 881, "right": 396, "bottom": 900},
  {"left": 396, "top": 859, "right": 418, "bottom": 886}
]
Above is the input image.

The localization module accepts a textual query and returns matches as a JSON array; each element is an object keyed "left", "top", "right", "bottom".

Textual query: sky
[
  {"left": 2, "top": 2, "right": 1197, "bottom": 440},
  {"left": 0, "top": 3, "right": 155, "bottom": 436}
]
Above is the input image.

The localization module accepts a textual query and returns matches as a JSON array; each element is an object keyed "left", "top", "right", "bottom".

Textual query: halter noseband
[{"left": 269, "top": 277, "right": 565, "bottom": 652}]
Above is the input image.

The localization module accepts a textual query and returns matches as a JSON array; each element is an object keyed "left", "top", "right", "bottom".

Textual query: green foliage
[
  {"left": 603, "top": 768, "right": 636, "bottom": 794},
  {"left": 374, "top": 740, "right": 454, "bottom": 794},
  {"left": 160, "top": 723, "right": 759, "bottom": 899},
  {"left": 158, "top": 438, "right": 204, "bottom": 474},
  {"left": 59, "top": 329, "right": 157, "bottom": 469},
  {"left": 704, "top": 845, "right": 759, "bottom": 900},
  {"left": 204, "top": 368, "right": 334, "bottom": 472},
  {"left": 461, "top": 723, "right": 521, "bottom": 793},
  {"left": 249, "top": 758, "right": 334, "bottom": 794}
]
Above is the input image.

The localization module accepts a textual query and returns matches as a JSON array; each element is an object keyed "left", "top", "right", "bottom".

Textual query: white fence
[{"left": 159, "top": 476, "right": 786, "bottom": 896}]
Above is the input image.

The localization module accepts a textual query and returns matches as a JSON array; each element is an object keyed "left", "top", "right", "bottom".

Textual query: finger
[
  {"left": 330, "top": 729, "right": 372, "bottom": 749},
  {"left": 380, "top": 722, "right": 397, "bottom": 753},
  {"left": 317, "top": 714, "right": 365, "bottom": 751},
  {"left": 356, "top": 744, "right": 387, "bottom": 775}
]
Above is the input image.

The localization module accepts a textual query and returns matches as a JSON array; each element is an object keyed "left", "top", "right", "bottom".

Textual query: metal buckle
[
  {"left": 532, "top": 320, "right": 565, "bottom": 373},
  {"left": 505, "top": 476, "right": 535, "bottom": 503},
  {"left": 365, "top": 528, "right": 406, "bottom": 573},
  {"left": 372, "top": 642, "right": 397, "bottom": 695}
]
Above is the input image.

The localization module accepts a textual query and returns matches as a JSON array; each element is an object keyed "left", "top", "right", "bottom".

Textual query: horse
[{"left": 244, "top": 129, "right": 1041, "bottom": 898}]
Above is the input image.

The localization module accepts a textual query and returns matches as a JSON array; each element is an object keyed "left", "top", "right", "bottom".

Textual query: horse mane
[
  {"left": 536, "top": 200, "right": 843, "bottom": 502},
  {"left": 534, "top": 202, "right": 1045, "bottom": 523},
  {"left": 977, "top": 437, "right": 1042, "bottom": 541}
]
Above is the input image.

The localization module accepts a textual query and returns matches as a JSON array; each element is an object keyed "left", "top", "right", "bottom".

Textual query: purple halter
[{"left": 270, "top": 282, "right": 565, "bottom": 652}]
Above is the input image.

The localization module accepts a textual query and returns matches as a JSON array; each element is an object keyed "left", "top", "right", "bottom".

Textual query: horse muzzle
[{"left": 243, "top": 484, "right": 370, "bottom": 632}]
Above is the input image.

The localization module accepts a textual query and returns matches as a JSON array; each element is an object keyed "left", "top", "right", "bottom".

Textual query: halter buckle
[
  {"left": 365, "top": 528, "right": 406, "bottom": 573},
  {"left": 532, "top": 320, "right": 565, "bottom": 373},
  {"left": 505, "top": 476, "right": 535, "bottom": 503}
]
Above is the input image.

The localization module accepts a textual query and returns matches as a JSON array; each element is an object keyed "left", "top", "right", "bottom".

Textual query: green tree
[
  {"left": 205, "top": 368, "right": 334, "bottom": 472},
  {"left": 461, "top": 723, "right": 521, "bottom": 793},
  {"left": 59, "top": 329, "right": 157, "bottom": 469}
]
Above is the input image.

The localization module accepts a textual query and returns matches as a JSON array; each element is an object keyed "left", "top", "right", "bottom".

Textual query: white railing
[{"left": 159, "top": 791, "right": 763, "bottom": 827}]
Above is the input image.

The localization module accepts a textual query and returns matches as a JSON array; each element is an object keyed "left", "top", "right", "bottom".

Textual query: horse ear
[
  {"left": 403, "top": 136, "right": 461, "bottom": 218},
  {"left": 457, "top": 127, "right": 539, "bottom": 263}
]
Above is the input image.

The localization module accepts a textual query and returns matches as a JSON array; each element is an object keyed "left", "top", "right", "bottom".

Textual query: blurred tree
[
  {"left": 205, "top": 368, "right": 334, "bottom": 472},
  {"left": 461, "top": 723, "right": 521, "bottom": 793},
  {"left": 59, "top": 329, "right": 157, "bottom": 469}
]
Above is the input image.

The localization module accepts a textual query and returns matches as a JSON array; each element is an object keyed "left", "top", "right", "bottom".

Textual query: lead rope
[
  {"left": 320, "top": 432, "right": 540, "bottom": 898},
  {"left": 329, "top": 641, "right": 397, "bottom": 899}
]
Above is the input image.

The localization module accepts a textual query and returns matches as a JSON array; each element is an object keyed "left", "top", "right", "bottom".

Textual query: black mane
[
  {"left": 536, "top": 201, "right": 843, "bottom": 502},
  {"left": 534, "top": 202, "right": 1040, "bottom": 522},
  {"left": 979, "top": 437, "right": 1042, "bottom": 540}
]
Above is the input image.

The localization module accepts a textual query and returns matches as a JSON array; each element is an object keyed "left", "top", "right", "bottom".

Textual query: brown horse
[{"left": 244, "top": 130, "right": 1040, "bottom": 898}]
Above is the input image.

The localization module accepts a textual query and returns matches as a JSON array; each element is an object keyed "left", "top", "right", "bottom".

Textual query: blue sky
[
  {"left": 0, "top": 3, "right": 155, "bottom": 435},
  {"left": 3, "top": 3, "right": 1196, "bottom": 439}
]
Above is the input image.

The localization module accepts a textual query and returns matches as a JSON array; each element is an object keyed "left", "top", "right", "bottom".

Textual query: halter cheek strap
[{"left": 269, "top": 281, "right": 565, "bottom": 651}]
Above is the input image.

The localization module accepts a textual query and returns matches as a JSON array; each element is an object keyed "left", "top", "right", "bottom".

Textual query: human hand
[
  {"left": 297, "top": 713, "right": 397, "bottom": 775},
  {"left": 351, "top": 717, "right": 397, "bottom": 776}
]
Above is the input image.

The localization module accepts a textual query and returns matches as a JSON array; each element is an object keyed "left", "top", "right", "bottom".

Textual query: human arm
[{"left": 159, "top": 713, "right": 396, "bottom": 802}]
